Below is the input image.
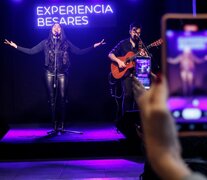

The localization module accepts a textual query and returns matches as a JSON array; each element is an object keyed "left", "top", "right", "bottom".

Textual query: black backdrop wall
[{"left": 0, "top": 0, "right": 197, "bottom": 124}]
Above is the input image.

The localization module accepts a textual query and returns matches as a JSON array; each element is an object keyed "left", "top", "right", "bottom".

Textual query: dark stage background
[{"left": 0, "top": 0, "right": 203, "bottom": 124}]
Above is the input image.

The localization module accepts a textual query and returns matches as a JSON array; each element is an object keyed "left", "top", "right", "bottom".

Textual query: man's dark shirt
[{"left": 110, "top": 38, "right": 140, "bottom": 57}]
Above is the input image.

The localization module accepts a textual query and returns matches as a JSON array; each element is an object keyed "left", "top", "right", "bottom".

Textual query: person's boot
[
  {"left": 50, "top": 99, "right": 58, "bottom": 133},
  {"left": 60, "top": 98, "right": 66, "bottom": 133},
  {"left": 60, "top": 122, "right": 65, "bottom": 133},
  {"left": 53, "top": 121, "right": 58, "bottom": 132}
]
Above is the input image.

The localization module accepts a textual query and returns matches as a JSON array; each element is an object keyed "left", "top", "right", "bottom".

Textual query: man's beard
[{"left": 131, "top": 35, "right": 139, "bottom": 42}]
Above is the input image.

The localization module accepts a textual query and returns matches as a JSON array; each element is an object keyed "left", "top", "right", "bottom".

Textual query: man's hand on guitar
[{"left": 117, "top": 60, "right": 126, "bottom": 68}]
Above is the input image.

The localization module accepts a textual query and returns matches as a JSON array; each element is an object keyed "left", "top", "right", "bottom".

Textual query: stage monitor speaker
[
  {"left": 116, "top": 110, "right": 142, "bottom": 140},
  {"left": 0, "top": 121, "right": 10, "bottom": 140}
]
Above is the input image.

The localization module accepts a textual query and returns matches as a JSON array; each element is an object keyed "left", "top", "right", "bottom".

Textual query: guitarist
[{"left": 108, "top": 22, "right": 148, "bottom": 118}]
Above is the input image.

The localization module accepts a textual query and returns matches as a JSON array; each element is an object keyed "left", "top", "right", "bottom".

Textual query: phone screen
[
  {"left": 162, "top": 14, "right": 207, "bottom": 131},
  {"left": 134, "top": 56, "right": 151, "bottom": 89}
]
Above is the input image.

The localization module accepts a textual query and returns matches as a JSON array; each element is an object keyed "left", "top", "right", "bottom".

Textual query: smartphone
[
  {"left": 162, "top": 14, "right": 207, "bottom": 132},
  {"left": 134, "top": 56, "right": 151, "bottom": 89}
]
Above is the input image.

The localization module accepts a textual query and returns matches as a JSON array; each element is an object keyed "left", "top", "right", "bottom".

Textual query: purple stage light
[
  {"left": 128, "top": 0, "right": 139, "bottom": 2},
  {"left": 12, "top": 0, "right": 22, "bottom": 3},
  {"left": 192, "top": 0, "right": 197, "bottom": 16}
]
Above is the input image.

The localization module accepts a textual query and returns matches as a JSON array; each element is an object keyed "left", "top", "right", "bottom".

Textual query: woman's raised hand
[
  {"left": 94, "top": 39, "right": 106, "bottom": 48},
  {"left": 4, "top": 39, "right": 17, "bottom": 48}
]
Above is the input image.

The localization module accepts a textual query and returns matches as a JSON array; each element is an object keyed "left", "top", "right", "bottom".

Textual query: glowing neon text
[{"left": 36, "top": 4, "right": 114, "bottom": 27}]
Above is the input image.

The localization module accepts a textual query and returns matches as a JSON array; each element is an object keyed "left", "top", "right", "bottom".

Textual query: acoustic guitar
[{"left": 111, "top": 39, "right": 163, "bottom": 79}]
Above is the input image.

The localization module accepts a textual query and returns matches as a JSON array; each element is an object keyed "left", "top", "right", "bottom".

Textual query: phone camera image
[
  {"left": 162, "top": 14, "right": 207, "bottom": 132},
  {"left": 134, "top": 56, "right": 151, "bottom": 89}
]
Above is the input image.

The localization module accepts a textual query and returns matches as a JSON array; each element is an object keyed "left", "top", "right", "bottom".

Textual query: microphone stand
[
  {"left": 47, "top": 35, "right": 59, "bottom": 135},
  {"left": 54, "top": 36, "right": 58, "bottom": 89},
  {"left": 136, "top": 35, "right": 160, "bottom": 71},
  {"left": 137, "top": 35, "right": 151, "bottom": 57},
  {"left": 47, "top": 34, "right": 83, "bottom": 136}
]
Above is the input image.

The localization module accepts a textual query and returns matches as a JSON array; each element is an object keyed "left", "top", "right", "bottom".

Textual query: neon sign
[{"left": 36, "top": 4, "right": 114, "bottom": 27}]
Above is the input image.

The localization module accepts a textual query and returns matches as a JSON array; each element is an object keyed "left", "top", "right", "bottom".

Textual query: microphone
[
  {"left": 133, "top": 30, "right": 139, "bottom": 36},
  {"left": 134, "top": 34, "right": 139, "bottom": 40},
  {"left": 133, "top": 30, "right": 139, "bottom": 40},
  {"left": 54, "top": 31, "right": 60, "bottom": 38}
]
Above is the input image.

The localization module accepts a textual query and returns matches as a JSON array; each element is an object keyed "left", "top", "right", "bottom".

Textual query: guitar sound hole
[{"left": 126, "top": 59, "right": 130, "bottom": 64}]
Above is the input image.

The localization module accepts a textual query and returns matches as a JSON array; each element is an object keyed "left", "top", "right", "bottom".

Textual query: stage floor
[
  {"left": 0, "top": 122, "right": 145, "bottom": 179},
  {"left": 1, "top": 122, "right": 206, "bottom": 179},
  {"left": 1, "top": 122, "right": 125, "bottom": 143},
  {"left": 0, "top": 122, "right": 143, "bottom": 161},
  {"left": 0, "top": 158, "right": 144, "bottom": 180}
]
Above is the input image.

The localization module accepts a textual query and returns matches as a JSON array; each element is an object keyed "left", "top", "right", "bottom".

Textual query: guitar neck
[
  {"left": 146, "top": 43, "right": 154, "bottom": 50},
  {"left": 123, "top": 39, "right": 162, "bottom": 63}
]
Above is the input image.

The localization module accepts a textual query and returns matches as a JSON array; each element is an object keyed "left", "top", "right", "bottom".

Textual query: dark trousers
[
  {"left": 121, "top": 76, "right": 136, "bottom": 115},
  {"left": 45, "top": 71, "right": 68, "bottom": 127}
]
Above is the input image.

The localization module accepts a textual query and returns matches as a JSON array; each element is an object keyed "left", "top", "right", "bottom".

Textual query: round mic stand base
[
  {"left": 47, "top": 127, "right": 83, "bottom": 136},
  {"left": 60, "top": 129, "right": 83, "bottom": 134}
]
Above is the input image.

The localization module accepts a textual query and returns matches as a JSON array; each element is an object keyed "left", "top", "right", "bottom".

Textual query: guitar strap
[
  {"left": 130, "top": 38, "right": 140, "bottom": 53},
  {"left": 138, "top": 40, "right": 142, "bottom": 48}
]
